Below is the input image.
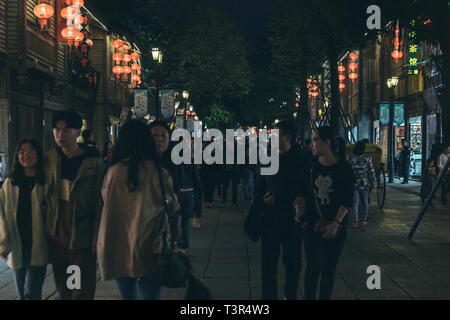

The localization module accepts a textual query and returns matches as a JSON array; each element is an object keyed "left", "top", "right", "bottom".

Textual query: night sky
[{"left": 216, "top": 0, "right": 274, "bottom": 42}]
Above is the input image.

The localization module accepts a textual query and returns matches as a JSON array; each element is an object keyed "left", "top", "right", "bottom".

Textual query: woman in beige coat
[
  {"left": 0, "top": 139, "right": 49, "bottom": 300},
  {"left": 97, "top": 120, "right": 179, "bottom": 300}
]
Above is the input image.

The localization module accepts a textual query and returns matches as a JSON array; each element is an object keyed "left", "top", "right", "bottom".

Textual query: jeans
[
  {"left": 242, "top": 170, "right": 255, "bottom": 200},
  {"left": 353, "top": 189, "right": 369, "bottom": 221},
  {"left": 179, "top": 190, "right": 195, "bottom": 249},
  {"left": 402, "top": 163, "right": 409, "bottom": 182},
  {"left": 304, "top": 229, "right": 346, "bottom": 300},
  {"left": 13, "top": 265, "right": 47, "bottom": 300},
  {"left": 222, "top": 172, "right": 239, "bottom": 205},
  {"left": 115, "top": 275, "right": 162, "bottom": 300},
  {"left": 261, "top": 213, "right": 303, "bottom": 300}
]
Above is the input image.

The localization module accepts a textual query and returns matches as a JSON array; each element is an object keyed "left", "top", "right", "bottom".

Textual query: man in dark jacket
[
  {"left": 254, "top": 120, "right": 306, "bottom": 300},
  {"left": 400, "top": 139, "right": 412, "bottom": 184}
]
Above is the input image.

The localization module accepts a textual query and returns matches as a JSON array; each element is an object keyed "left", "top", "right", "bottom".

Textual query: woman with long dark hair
[
  {"left": 0, "top": 138, "right": 49, "bottom": 299},
  {"left": 97, "top": 119, "right": 180, "bottom": 300}
]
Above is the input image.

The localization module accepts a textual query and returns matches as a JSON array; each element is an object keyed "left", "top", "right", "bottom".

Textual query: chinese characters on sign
[
  {"left": 160, "top": 90, "right": 175, "bottom": 119},
  {"left": 134, "top": 89, "right": 148, "bottom": 118},
  {"left": 380, "top": 103, "right": 390, "bottom": 126},
  {"left": 408, "top": 19, "right": 419, "bottom": 75}
]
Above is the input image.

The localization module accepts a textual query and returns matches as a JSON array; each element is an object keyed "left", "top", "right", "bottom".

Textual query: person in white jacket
[{"left": 0, "top": 139, "right": 49, "bottom": 300}]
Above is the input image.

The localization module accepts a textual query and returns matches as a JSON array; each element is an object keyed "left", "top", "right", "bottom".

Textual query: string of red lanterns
[
  {"left": 391, "top": 23, "right": 404, "bottom": 63},
  {"left": 307, "top": 77, "right": 319, "bottom": 98},
  {"left": 338, "top": 65, "right": 346, "bottom": 92},
  {"left": 348, "top": 52, "right": 358, "bottom": 83},
  {"left": 112, "top": 39, "right": 142, "bottom": 87}
]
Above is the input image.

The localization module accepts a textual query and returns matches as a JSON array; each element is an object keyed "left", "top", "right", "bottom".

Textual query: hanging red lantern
[
  {"left": 349, "top": 62, "right": 358, "bottom": 70},
  {"left": 307, "top": 78, "right": 312, "bottom": 83},
  {"left": 131, "top": 74, "right": 141, "bottom": 82},
  {"left": 67, "top": 0, "right": 84, "bottom": 8},
  {"left": 349, "top": 52, "right": 358, "bottom": 60},
  {"left": 312, "top": 85, "right": 318, "bottom": 91},
  {"left": 339, "top": 83, "right": 346, "bottom": 90},
  {"left": 122, "top": 54, "right": 131, "bottom": 63},
  {"left": 112, "top": 53, "right": 123, "bottom": 65},
  {"left": 131, "top": 63, "right": 139, "bottom": 71},
  {"left": 122, "top": 43, "right": 131, "bottom": 53},
  {"left": 112, "top": 39, "right": 124, "bottom": 49},
  {"left": 129, "top": 52, "right": 140, "bottom": 61},
  {"left": 349, "top": 72, "right": 358, "bottom": 81},
  {"left": 61, "top": 6, "right": 78, "bottom": 20},
  {"left": 86, "top": 39, "right": 93, "bottom": 47},
  {"left": 122, "top": 66, "right": 131, "bottom": 74},
  {"left": 112, "top": 66, "right": 123, "bottom": 79},
  {"left": 137, "top": 70, "right": 142, "bottom": 75},
  {"left": 73, "top": 30, "right": 84, "bottom": 47},
  {"left": 61, "top": 27, "right": 78, "bottom": 40},
  {"left": 338, "top": 66, "right": 345, "bottom": 72},
  {"left": 338, "top": 75, "right": 346, "bottom": 81},
  {"left": 33, "top": 1, "right": 55, "bottom": 31},
  {"left": 391, "top": 50, "right": 403, "bottom": 63},
  {"left": 73, "top": 14, "right": 84, "bottom": 25}
]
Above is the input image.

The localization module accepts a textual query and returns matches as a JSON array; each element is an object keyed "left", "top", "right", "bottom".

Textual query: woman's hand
[{"left": 321, "top": 221, "right": 340, "bottom": 239}]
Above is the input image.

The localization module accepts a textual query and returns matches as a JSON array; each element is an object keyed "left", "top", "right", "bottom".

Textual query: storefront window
[{"left": 409, "top": 116, "right": 422, "bottom": 176}]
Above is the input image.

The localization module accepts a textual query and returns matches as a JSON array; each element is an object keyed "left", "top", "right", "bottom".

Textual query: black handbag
[
  {"left": 155, "top": 163, "right": 191, "bottom": 288},
  {"left": 244, "top": 200, "right": 264, "bottom": 242}
]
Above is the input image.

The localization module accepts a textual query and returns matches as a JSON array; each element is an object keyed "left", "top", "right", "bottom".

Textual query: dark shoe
[{"left": 352, "top": 221, "right": 358, "bottom": 228}]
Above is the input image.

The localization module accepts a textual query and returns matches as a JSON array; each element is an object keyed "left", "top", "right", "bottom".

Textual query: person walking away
[
  {"left": 0, "top": 139, "right": 49, "bottom": 300},
  {"left": 254, "top": 120, "right": 306, "bottom": 300},
  {"left": 295, "top": 126, "right": 355, "bottom": 300},
  {"left": 400, "top": 139, "right": 412, "bottom": 184},
  {"left": 347, "top": 141, "right": 376, "bottom": 228},
  {"left": 44, "top": 110, "right": 105, "bottom": 300},
  {"left": 420, "top": 159, "right": 437, "bottom": 205},
  {"left": 438, "top": 145, "right": 450, "bottom": 205},
  {"left": 97, "top": 120, "right": 179, "bottom": 300}
]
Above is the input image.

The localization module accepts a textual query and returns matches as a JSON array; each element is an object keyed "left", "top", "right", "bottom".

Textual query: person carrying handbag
[
  {"left": 294, "top": 127, "right": 355, "bottom": 300},
  {"left": 96, "top": 120, "right": 180, "bottom": 300}
]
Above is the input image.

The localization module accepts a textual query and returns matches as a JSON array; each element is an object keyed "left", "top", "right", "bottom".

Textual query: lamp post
[
  {"left": 152, "top": 48, "right": 163, "bottom": 119},
  {"left": 387, "top": 76, "right": 399, "bottom": 183},
  {"left": 182, "top": 90, "right": 189, "bottom": 128}
]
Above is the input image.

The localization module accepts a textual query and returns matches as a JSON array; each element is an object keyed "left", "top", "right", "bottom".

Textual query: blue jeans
[
  {"left": 353, "top": 189, "right": 369, "bottom": 221},
  {"left": 13, "top": 265, "right": 47, "bottom": 300},
  {"left": 242, "top": 170, "right": 255, "bottom": 200},
  {"left": 115, "top": 274, "right": 162, "bottom": 300},
  {"left": 179, "top": 190, "right": 195, "bottom": 249}
]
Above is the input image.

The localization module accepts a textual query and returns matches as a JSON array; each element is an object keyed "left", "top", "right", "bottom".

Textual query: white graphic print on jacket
[{"left": 314, "top": 175, "right": 333, "bottom": 205}]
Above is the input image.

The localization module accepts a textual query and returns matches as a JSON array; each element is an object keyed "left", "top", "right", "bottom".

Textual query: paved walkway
[{"left": 0, "top": 181, "right": 449, "bottom": 300}]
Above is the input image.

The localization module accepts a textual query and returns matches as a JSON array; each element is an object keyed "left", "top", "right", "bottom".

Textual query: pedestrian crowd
[{"left": 0, "top": 109, "right": 448, "bottom": 300}]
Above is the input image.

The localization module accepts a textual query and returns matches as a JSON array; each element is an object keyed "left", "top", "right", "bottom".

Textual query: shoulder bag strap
[{"left": 155, "top": 161, "right": 171, "bottom": 250}]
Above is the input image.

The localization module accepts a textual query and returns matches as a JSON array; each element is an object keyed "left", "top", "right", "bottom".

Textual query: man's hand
[
  {"left": 293, "top": 196, "right": 305, "bottom": 223},
  {"left": 320, "top": 221, "right": 340, "bottom": 239},
  {"left": 263, "top": 192, "right": 275, "bottom": 206}
]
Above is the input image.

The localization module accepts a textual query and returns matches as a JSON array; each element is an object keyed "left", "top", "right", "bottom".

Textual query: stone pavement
[{"left": 0, "top": 181, "right": 449, "bottom": 300}]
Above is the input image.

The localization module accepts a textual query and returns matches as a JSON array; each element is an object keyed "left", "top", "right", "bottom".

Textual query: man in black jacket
[
  {"left": 400, "top": 139, "right": 412, "bottom": 184},
  {"left": 254, "top": 120, "right": 306, "bottom": 300}
]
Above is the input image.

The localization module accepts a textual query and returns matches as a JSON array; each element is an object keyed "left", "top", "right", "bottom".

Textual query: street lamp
[
  {"left": 182, "top": 91, "right": 189, "bottom": 128},
  {"left": 387, "top": 76, "right": 399, "bottom": 183},
  {"left": 151, "top": 48, "right": 163, "bottom": 119}
]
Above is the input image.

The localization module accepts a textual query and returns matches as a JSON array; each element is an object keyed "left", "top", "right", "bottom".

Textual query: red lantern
[
  {"left": 339, "top": 83, "right": 346, "bottom": 90},
  {"left": 33, "top": 2, "right": 55, "bottom": 31},
  {"left": 338, "top": 75, "right": 346, "bottom": 81},
  {"left": 312, "top": 85, "right": 318, "bottom": 91},
  {"left": 338, "top": 66, "right": 345, "bottom": 72},
  {"left": 86, "top": 39, "right": 93, "bottom": 47},
  {"left": 391, "top": 50, "right": 403, "bottom": 63},
  {"left": 122, "top": 43, "right": 131, "bottom": 53},
  {"left": 73, "top": 14, "right": 84, "bottom": 25},
  {"left": 295, "top": 103, "right": 299, "bottom": 107},
  {"left": 112, "top": 39, "right": 124, "bottom": 49},
  {"left": 61, "top": 27, "right": 78, "bottom": 40},
  {"left": 349, "top": 72, "right": 358, "bottom": 81},
  {"left": 113, "top": 66, "right": 123, "bottom": 79},
  {"left": 129, "top": 52, "right": 140, "bottom": 61},
  {"left": 122, "top": 54, "right": 131, "bottom": 63},
  {"left": 131, "top": 74, "right": 141, "bottom": 82},
  {"left": 307, "top": 78, "right": 312, "bottom": 83},
  {"left": 131, "top": 63, "right": 139, "bottom": 71},
  {"left": 122, "top": 66, "right": 131, "bottom": 74},
  {"left": 137, "top": 70, "right": 142, "bottom": 75},
  {"left": 349, "top": 62, "right": 358, "bottom": 70},
  {"left": 73, "top": 30, "right": 84, "bottom": 47},
  {"left": 312, "top": 92, "right": 319, "bottom": 97},
  {"left": 61, "top": 6, "right": 78, "bottom": 20},
  {"left": 349, "top": 53, "right": 358, "bottom": 60},
  {"left": 67, "top": 0, "right": 84, "bottom": 8},
  {"left": 112, "top": 53, "right": 123, "bottom": 65}
]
